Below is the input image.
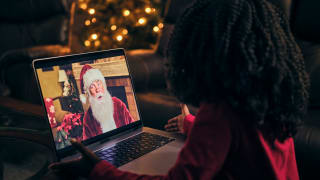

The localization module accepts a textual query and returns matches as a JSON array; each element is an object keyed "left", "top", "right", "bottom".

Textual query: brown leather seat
[{"left": 281, "top": 0, "right": 320, "bottom": 179}]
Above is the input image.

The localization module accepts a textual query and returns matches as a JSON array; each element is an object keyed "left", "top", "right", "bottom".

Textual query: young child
[{"left": 48, "top": 0, "right": 309, "bottom": 179}]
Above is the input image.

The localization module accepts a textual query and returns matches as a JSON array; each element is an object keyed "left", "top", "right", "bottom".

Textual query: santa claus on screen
[{"left": 79, "top": 64, "right": 134, "bottom": 140}]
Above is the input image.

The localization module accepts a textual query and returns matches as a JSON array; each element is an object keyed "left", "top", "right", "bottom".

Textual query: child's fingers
[
  {"left": 164, "top": 122, "right": 177, "bottom": 129},
  {"left": 70, "top": 139, "right": 100, "bottom": 163},
  {"left": 165, "top": 118, "right": 178, "bottom": 127},
  {"left": 165, "top": 126, "right": 179, "bottom": 132},
  {"left": 167, "top": 116, "right": 178, "bottom": 124}
]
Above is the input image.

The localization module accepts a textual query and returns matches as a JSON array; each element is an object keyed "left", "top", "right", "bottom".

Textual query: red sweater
[{"left": 89, "top": 103, "right": 299, "bottom": 180}]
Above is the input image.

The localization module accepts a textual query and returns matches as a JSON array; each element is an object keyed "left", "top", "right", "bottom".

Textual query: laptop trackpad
[{"left": 119, "top": 134, "right": 184, "bottom": 175}]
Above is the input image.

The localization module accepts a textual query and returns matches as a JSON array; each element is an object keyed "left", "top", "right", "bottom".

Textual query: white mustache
[{"left": 94, "top": 92, "right": 105, "bottom": 100}]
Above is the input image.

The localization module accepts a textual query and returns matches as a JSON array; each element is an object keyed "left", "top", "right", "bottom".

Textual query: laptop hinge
[{"left": 99, "top": 126, "right": 142, "bottom": 144}]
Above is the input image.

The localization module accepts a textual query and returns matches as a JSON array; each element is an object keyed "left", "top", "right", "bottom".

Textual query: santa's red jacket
[{"left": 82, "top": 97, "right": 134, "bottom": 140}]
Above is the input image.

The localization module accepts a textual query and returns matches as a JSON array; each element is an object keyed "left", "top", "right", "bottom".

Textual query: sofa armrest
[
  {"left": 0, "top": 127, "right": 52, "bottom": 149},
  {"left": 0, "top": 45, "right": 70, "bottom": 66},
  {"left": 295, "top": 124, "right": 320, "bottom": 180},
  {"left": 294, "top": 108, "right": 320, "bottom": 180},
  {"left": 0, "top": 45, "right": 71, "bottom": 102},
  {"left": 0, "top": 96, "right": 52, "bottom": 150},
  {"left": 0, "top": 96, "right": 45, "bottom": 117}
]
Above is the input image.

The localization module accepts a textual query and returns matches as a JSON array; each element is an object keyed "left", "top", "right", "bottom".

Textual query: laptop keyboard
[{"left": 95, "top": 132, "right": 175, "bottom": 167}]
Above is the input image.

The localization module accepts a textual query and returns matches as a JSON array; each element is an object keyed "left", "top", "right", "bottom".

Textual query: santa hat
[{"left": 79, "top": 64, "right": 106, "bottom": 104}]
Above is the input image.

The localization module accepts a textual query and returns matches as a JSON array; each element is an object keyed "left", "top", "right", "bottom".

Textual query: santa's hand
[
  {"left": 48, "top": 139, "right": 101, "bottom": 178},
  {"left": 165, "top": 104, "right": 190, "bottom": 134}
]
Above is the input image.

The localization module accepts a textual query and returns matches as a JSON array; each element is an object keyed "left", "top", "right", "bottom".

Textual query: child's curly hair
[{"left": 166, "top": 0, "right": 309, "bottom": 142}]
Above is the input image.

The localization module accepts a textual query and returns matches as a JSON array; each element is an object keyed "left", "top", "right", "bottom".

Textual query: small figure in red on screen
[{"left": 79, "top": 64, "right": 134, "bottom": 140}]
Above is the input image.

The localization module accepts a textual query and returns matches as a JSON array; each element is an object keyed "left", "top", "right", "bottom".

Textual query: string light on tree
[
  {"left": 91, "top": 33, "right": 98, "bottom": 40},
  {"left": 79, "top": 0, "right": 163, "bottom": 50},
  {"left": 122, "top": 29, "right": 128, "bottom": 35},
  {"left": 138, "top": 17, "right": 147, "bottom": 25},
  {"left": 145, "top": 7, "right": 152, "bottom": 13},
  {"left": 158, "top": 23, "right": 164, "bottom": 28},
  {"left": 84, "top": 40, "right": 91, "bottom": 47},
  {"left": 123, "top": 9, "right": 130, "bottom": 16},
  {"left": 79, "top": 3, "right": 87, "bottom": 10},
  {"left": 153, "top": 26, "right": 160, "bottom": 32},
  {"left": 111, "top": 25, "right": 117, "bottom": 31},
  {"left": 85, "top": 20, "right": 91, "bottom": 26},
  {"left": 94, "top": 40, "right": 101, "bottom": 47},
  {"left": 88, "top": 8, "right": 95, "bottom": 15},
  {"left": 116, "top": 35, "right": 123, "bottom": 42}
]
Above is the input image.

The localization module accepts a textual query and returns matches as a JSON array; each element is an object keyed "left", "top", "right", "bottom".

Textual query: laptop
[{"left": 32, "top": 48, "right": 185, "bottom": 175}]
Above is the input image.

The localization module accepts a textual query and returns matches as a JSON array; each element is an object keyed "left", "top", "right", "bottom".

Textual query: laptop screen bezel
[{"left": 33, "top": 48, "right": 143, "bottom": 160}]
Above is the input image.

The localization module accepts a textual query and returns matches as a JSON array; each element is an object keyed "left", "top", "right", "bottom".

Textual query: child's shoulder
[{"left": 196, "top": 102, "right": 238, "bottom": 126}]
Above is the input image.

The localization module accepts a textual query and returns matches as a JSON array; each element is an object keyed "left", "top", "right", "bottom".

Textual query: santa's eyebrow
[{"left": 89, "top": 80, "right": 102, "bottom": 88}]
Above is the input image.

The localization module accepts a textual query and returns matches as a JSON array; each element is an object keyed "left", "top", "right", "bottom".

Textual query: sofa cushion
[
  {"left": 297, "top": 41, "right": 320, "bottom": 107},
  {"left": 291, "top": 0, "right": 320, "bottom": 43},
  {"left": 0, "top": 15, "right": 69, "bottom": 55}
]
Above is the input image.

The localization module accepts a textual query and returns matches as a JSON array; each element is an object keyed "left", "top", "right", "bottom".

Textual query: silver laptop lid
[{"left": 32, "top": 49, "right": 143, "bottom": 160}]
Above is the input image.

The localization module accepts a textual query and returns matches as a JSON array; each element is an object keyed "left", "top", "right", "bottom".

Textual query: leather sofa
[{"left": 288, "top": 0, "right": 320, "bottom": 179}]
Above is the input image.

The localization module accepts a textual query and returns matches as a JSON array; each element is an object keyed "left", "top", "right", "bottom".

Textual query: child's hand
[
  {"left": 165, "top": 104, "right": 190, "bottom": 134},
  {"left": 48, "top": 139, "right": 101, "bottom": 178}
]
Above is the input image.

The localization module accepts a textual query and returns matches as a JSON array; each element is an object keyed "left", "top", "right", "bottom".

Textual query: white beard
[{"left": 88, "top": 90, "right": 116, "bottom": 133}]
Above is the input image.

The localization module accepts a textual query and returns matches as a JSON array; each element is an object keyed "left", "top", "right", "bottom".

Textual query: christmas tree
[{"left": 77, "top": 0, "right": 164, "bottom": 51}]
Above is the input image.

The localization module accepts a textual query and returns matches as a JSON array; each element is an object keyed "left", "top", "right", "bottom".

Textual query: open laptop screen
[{"left": 34, "top": 50, "right": 141, "bottom": 152}]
